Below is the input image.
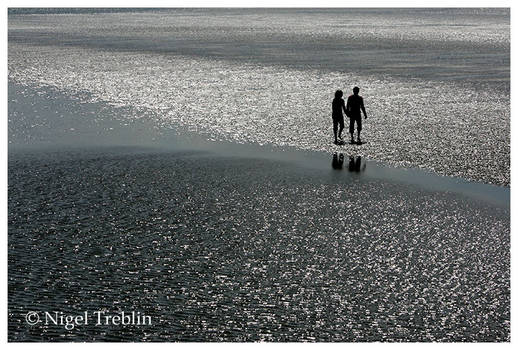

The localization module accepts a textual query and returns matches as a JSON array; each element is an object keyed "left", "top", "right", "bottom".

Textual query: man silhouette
[{"left": 346, "top": 87, "right": 367, "bottom": 144}]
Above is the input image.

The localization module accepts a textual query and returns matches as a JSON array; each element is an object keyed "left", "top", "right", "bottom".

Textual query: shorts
[
  {"left": 332, "top": 116, "right": 344, "bottom": 131},
  {"left": 349, "top": 114, "right": 362, "bottom": 134}
]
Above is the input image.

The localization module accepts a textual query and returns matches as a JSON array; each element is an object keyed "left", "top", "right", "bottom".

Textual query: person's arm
[
  {"left": 360, "top": 97, "right": 367, "bottom": 119},
  {"left": 345, "top": 97, "right": 350, "bottom": 114},
  {"left": 341, "top": 99, "right": 347, "bottom": 115}
]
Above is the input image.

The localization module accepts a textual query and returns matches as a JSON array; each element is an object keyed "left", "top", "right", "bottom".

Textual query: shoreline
[
  {"left": 8, "top": 129, "right": 511, "bottom": 342},
  {"left": 8, "top": 81, "right": 509, "bottom": 209},
  {"left": 9, "top": 140, "right": 510, "bottom": 210},
  {"left": 8, "top": 79, "right": 510, "bottom": 342}
]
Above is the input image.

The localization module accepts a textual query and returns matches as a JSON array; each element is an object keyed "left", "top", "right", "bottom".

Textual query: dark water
[
  {"left": 8, "top": 147, "right": 510, "bottom": 342},
  {"left": 8, "top": 8, "right": 510, "bottom": 342},
  {"left": 8, "top": 83, "right": 510, "bottom": 341}
]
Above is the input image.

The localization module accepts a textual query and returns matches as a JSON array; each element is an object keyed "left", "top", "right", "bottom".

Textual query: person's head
[
  {"left": 335, "top": 90, "right": 343, "bottom": 99},
  {"left": 353, "top": 86, "right": 360, "bottom": 95}
]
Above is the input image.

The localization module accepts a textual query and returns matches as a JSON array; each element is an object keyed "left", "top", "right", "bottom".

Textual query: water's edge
[{"left": 8, "top": 81, "right": 509, "bottom": 209}]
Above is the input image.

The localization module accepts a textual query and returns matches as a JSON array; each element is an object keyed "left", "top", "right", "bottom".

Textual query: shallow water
[
  {"left": 8, "top": 81, "right": 510, "bottom": 342},
  {"left": 8, "top": 147, "right": 510, "bottom": 342},
  {"left": 8, "top": 8, "right": 510, "bottom": 342},
  {"left": 8, "top": 82, "right": 509, "bottom": 209},
  {"left": 8, "top": 8, "right": 510, "bottom": 185}
]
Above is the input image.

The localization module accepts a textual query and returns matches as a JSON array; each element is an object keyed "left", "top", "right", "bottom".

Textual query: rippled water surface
[
  {"left": 8, "top": 8, "right": 510, "bottom": 185},
  {"left": 8, "top": 8, "right": 510, "bottom": 342},
  {"left": 9, "top": 147, "right": 510, "bottom": 341}
]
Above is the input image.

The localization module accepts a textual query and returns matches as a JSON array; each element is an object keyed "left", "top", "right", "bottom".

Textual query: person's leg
[
  {"left": 357, "top": 116, "right": 362, "bottom": 142},
  {"left": 338, "top": 117, "right": 344, "bottom": 140},
  {"left": 349, "top": 117, "right": 355, "bottom": 142},
  {"left": 333, "top": 119, "right": 338, "bottom": 143}
]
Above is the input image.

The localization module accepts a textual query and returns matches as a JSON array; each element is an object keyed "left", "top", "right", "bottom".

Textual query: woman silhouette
[{"left": 332, "top": 90, "right": 346, "bottom": 144}]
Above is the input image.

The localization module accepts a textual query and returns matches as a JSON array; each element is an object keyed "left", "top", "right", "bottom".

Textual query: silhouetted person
[
  {"left": 332, "top": 90, "right": 347, "bottom": 144},
  {"left": 346, "top": 86, "right": 367, "bottom": 144}
]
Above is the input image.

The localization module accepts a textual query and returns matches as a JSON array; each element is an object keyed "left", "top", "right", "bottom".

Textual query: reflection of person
[
  {"left": 346, "top": 87, "right": 367, "bottom": 143},
  {"left": 348, "top": 156, "right": 366, "bottom": 172},
  {"left": 332, "top": 152, "right": 344, "bottom": 169},
  {"left": 332, "top": 90, "right": 346, "bottom": 144}
]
